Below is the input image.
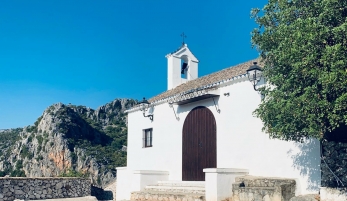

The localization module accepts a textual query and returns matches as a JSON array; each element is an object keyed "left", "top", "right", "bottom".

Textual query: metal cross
[{"left": 180, "top": 32, "right": 187, "bottom": 45}]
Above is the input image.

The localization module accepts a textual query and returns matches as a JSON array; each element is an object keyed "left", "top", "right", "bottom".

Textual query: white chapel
[{"left": 116, "top": 43, "right": 321, "bottom": 201}]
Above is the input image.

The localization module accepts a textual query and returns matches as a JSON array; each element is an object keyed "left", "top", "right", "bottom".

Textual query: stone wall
[
  {"left": 321, "top": 140, "right": 347, "bottom": 187},
  {"left": 0, "top": 177, "right": 90, "bottom": 201},
  {"left": 229, "top": 176, "right": 296, "bottom": 201},
  {"left": 320, "top": 187, "right": 347, "bottom": 201}
]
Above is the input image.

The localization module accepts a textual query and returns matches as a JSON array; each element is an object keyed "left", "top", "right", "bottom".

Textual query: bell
[{"left": 181, "top": 62, "right": 188, "bottom": 74}]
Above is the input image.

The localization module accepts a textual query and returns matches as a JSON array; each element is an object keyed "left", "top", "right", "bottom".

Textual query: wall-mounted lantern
[
  {"left": 246, "top": 62, "right": 263, "bottom": 91},
  {"left": 138, "top": 97, "right": 153, "bottom": 121}
]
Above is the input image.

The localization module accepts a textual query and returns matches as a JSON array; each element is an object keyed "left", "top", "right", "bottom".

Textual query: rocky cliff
[{"left": 0, "top": 98, "right": 136, "bottom": 188}]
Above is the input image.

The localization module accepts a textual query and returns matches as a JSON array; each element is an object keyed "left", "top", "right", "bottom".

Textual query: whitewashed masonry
[{"left": 116, "top": 44, "right": 321, "bottom": 201}]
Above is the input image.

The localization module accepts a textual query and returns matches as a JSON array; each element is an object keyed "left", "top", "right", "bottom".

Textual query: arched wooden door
[{"left": 182, "top": 106, "right": 217, "bottom": 181}]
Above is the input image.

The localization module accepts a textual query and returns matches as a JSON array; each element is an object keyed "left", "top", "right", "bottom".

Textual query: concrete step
[
  {"left": 130, "top": 191, "right": 205, "bottom": 201},
  {"left": 130, "top": 181, "right": 206, "bottom": 201},
  {"left": 157, "top": 180, "right": 205, "bottom": 187},
  {"left": 144, "top": 185, "right": 205, "bottom": 194}
]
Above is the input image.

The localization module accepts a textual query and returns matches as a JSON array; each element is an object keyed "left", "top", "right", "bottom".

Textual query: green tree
[
  {"left": 59, "top": 168, "right": 88, "bottom": 178},
  {"left": 251, "top": 0, "right": 347, "bottom": 141}
]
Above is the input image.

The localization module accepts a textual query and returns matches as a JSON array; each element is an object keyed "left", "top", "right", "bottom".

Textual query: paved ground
[{"left": 26, "top": 196, "right": 99, "bottom": 201}]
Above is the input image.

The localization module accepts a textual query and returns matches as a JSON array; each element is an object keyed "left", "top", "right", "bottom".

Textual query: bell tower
[{"left": 165, "top": 43, "right": 199, "bottom": 90}]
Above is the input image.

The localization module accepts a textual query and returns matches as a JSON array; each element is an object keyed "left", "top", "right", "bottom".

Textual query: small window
[{"left": 143, "top": 128, "right": 153, "bottom": 148}]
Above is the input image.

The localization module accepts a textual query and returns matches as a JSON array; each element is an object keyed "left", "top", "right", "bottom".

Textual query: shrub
[{"left": 59, "top": 168, "right": 88, "bottom": 178}]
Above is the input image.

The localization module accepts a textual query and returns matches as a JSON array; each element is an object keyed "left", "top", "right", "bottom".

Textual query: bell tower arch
[{"left": 166, "top": 44, "right": 199, "bottom": 90}]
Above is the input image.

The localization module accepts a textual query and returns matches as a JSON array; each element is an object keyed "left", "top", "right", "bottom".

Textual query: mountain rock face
[{"left": 0, "top": 98, "right": 136, "bottom": 188}]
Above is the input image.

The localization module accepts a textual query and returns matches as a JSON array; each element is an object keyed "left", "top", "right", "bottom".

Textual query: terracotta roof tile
[{"left": 149, "top": 59, "right": 262, "bottom": 103}]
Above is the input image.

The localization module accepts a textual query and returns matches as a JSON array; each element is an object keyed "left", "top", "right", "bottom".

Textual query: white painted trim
[
  {"left": 203, "top": 168, "right": 249, "bottom": 173},
  {"left": 116, "top": 167, "right": 127, "bottom": 170},
  {"left": 133, "top": 170, "right": 169, "bottom": 175}
]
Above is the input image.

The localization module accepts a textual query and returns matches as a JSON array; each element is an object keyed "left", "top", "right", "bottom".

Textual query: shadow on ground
[{"left": 91, "top": 186, "right": 114, "bottom": 200}]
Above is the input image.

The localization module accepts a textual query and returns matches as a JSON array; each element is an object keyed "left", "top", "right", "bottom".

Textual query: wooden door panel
[{"left": 182, "top": 106, "right": 216, "bottom": 181}]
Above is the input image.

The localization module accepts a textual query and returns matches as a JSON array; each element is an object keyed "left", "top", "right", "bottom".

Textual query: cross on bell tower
[{"left": 180, "top": 32, "right": 187, "bottom": 45}]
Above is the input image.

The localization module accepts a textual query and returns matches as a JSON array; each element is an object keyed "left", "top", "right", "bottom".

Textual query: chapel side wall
[
  {"left": 127, "top": 95, "right": 221, "bottom": 181},
  {"left": 115, "top": 167, "right": 131, "bottom": 201},
  {"left": 126, "top": 78, "right": 321, "bottom": 195},
  {"left": 216, "top": 79, "right": 321, "bottom": 195},
  {"left": 127, "top": 104, "right": 184, "bottom": 181}
]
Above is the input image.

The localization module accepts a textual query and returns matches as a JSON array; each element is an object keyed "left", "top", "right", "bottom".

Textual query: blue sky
[{"left": 0, "top": 0, "right": 268, "bottom": 129}]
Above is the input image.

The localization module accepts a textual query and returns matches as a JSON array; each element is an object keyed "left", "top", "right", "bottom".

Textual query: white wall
[
  {"left": 127, "top": 99, "right": 185, "bottom": 180},
  {"left": 126, "top": 77, "right": 321, "bottom": 195},
  {"left": 215, "top": 79, "right": 321, "bottom": 195},
  {"left": 188, "top": 60, "right": 198, "bottom": 80},
  {"left": 166, "top": 44, "right": 199, "bottom": 90},
  {"left": 115, "top": 167, "right": 132, "bottom": 201},
  {"left": 167, "top": 56, "right": 182, "bottom": 90}
]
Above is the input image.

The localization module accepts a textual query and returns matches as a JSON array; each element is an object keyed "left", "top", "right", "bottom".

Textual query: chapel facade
[{"left": 116, "top": 44, "right": 321, "bottom": 201}]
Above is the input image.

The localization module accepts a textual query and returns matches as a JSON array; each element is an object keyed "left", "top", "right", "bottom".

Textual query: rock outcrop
[{"left": 0, "top": 99, "right": 137, "bottom": 188}]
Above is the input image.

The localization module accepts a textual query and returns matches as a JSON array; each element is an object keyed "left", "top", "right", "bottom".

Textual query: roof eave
[{"left": 125, "top": 73, "right": 249, "bottom": 113}]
